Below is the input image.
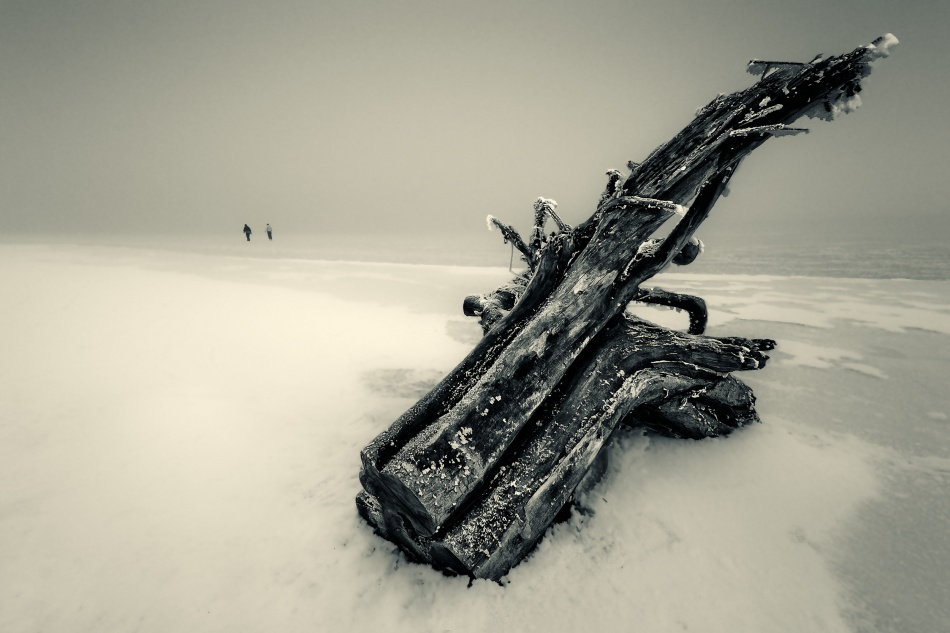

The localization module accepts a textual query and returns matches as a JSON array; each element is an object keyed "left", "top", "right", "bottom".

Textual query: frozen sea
[
  {"left": 1, "top": 235, "right": 948, "bottom": 632},
  {"left": 10, "top": 229, "right": 950, "bottom": 280}
]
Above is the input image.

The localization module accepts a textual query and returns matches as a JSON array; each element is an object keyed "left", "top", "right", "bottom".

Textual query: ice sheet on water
[
  {"left": 1, "top": 244, "right": 948, "bottom": 633},
  {"left": 776, "top": 340, "right": 887, "bottom": 378}
]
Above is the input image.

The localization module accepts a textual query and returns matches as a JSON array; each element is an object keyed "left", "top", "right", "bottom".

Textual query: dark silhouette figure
[
  {"left": 243, "top": 224, "right": 252, "bottom": 241},
  {"left": 266, "top": 223, "right": 273, "bottom": 240}
]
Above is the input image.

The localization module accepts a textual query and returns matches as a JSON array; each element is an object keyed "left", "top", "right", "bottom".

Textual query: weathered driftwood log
[
  {"left": 357, "top": 35, "right": 896, "bottom": 580},
  {"left": 359, "top": 318, "right": 771, "bottom": 577}
]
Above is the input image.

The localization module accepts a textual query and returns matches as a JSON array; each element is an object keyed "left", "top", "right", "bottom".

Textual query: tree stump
[{"left": 356, "top": 35, "right": 897, "bottom": 580}]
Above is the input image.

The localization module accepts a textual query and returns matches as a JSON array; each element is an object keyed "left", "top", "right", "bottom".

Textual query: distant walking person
[
  {"left": 243, "top": 224, "right": 252, "bottom": 241},
  {"left": 266, "top": 223, "right": 273, "bottom": 240}
]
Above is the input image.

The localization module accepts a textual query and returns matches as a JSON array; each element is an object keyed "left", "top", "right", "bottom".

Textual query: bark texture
[{"left": 356, "top": 36, "right": 896, "bottom": 580}]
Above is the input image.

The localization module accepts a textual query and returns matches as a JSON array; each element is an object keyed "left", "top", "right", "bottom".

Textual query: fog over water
[{"left": 2, "top": 0, "right": 948, "bottom": 245}]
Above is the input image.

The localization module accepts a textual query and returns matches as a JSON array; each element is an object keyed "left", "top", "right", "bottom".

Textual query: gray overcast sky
[{"left": 1, "top": 0, "right": 947, "bottom": 243}]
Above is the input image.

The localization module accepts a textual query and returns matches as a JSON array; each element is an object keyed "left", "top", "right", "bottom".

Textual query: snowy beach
[{"left": 1, "top": 242, "right": 948, "bottom": 633}]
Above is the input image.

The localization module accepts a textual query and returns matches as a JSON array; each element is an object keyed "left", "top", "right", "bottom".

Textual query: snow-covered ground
[{"left": 1, "top": 243, "right": 948, "bottom": 633}]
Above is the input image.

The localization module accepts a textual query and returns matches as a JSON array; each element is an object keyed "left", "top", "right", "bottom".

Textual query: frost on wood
[{"left": 356, "top": 36, "right": 895, "bottom": 581}]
